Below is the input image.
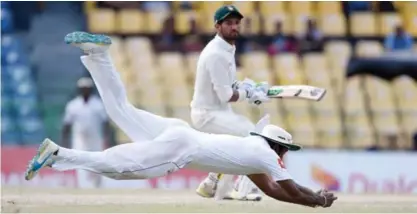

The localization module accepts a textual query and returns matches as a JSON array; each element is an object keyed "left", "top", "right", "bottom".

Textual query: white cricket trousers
[
  {"left": 72, "top": 137, "right": 104, "bottom": 188},
  {"left": 51, "top": 52, "right": 194, "bottom": 180}
]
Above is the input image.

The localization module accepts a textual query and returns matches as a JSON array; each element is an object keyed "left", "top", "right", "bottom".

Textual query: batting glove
[{"left": 247, "top": 90, "right": 269, "bottom": 106}]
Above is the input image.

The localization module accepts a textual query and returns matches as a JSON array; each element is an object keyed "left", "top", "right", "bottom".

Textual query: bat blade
[{"left": 267, "top": 85, "right": 327, "bottom": 101}]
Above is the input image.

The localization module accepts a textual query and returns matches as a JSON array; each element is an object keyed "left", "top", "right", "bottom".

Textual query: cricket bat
[{"left": 266, "top": 85, "right": 327, "bottom": 101}]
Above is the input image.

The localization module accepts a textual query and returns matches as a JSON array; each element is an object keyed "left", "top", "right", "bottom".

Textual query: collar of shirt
[{"left": 214, "top": 34, "right": 236, "bottom": 54}]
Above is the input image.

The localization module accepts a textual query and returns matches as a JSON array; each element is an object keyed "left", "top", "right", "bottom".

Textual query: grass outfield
[{"left": 2, "top": 187, "right": 417, "bottom": 213}]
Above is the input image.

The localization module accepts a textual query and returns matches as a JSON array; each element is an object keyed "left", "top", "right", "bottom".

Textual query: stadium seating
[
  {"left": 232, "top": 1, "right": 256, "bottom": 16},
  {"left": 259, "top": 1, "right": 285, "bottom": 15},
  {"left": 317, "top": 2, "right": 341, "bottom": 15},
  {"left": 288, "top": 1, "right": 313, "bottom": 15},
  {"left": 286, "top": 109, "right": 317, "bottom": 148},
  {"left": 145, "top": 11, "right": 170, "bottom": 34},
  {"left": 292, "top": 14, "right": 311, "bottom": 35},
  {"left": 363, "top": 75, "right": 402, "bottom": 149},
  {"left": 392, "top": 76, "right": 417, "bottom": 149},
  {"left": 324, "top": 41, "right": 352, "bottom": 99},
  {"left": 1, "top": 6, "right": 13, "bottom": 33},
  {"left": 241, "top": 52, "right": 273, "bottom": 83},
  {"left": 184, "top": 52, "right": 199, "bottom": 85},
  {"left": 264, "top": 13, "right": 291, "bottom": 35},
  {"left": 404, "top": 13, "right": 417, "bottom": 37},
  {"left": 318, "top": 13, "right": 347, "bottom": 36},
  {"left": 263, "top": 101, "right": 287, "bottom": 130},
  {"left": 158, "top": 52, "right": 191, "bottom": 121},
  {"left": 87, "top": 9, "right": 116, "bottom": 33},
  {"left": 350, "top": 12, "right": 377, "bottom": 36},
  {"left": 117, "top": 9, "right": 146, "bottom": 34},
  {"left": 273, "top": 54, "right": 305, "bottom": 85},
  {"left": 343, "top": 76, "right": 375, "bottom": 149},
  {"left": 301, "top": 53, "right": 332, "bottom": 88},
  {"left": 355, "top": 40, "right": 383, "bottom": 57},
  {"left": 174, "top": 11, "right": 198, "bottom": 34},
  {"left": 2, "top": 33, "right": 46, "bottom": 145}
]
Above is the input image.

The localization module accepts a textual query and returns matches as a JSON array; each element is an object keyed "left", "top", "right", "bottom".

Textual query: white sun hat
[
  {"left": 77, "top": 77, "right": 94, "bottom": 88},
  {"left": 250, "top": 124, "right": 302, "bottom": 151}
]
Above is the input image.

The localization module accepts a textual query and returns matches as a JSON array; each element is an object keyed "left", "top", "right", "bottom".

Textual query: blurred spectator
[
  {"left": 384, "top": 25, "right": 413, "bottom": 52},
  {"left": 181, "top": 18, "right": 203, "bottom": 53},
  {"left": 182, "top": 35, "right": 204, "bottom": 53},
  {"left": 189, "top": 18, "right": 200, "bottom": 35},
  {"left": 267, "top": 21, "right": 295, "bottom": 55},
  {"left": 155, "top": 15, "right": 176, "bottom": 52},
  {"left": 374, "top": 1, "right": 396, "bottom": 12},
  {"left": 142, "top": 1, "right": 171, "bottom": 13},
  {"left": 243, "top": 40, "right": 263, "bottom": 53},
  {"left": 343, "top": 1, "right": 372, "bottom": 14},
  {"left": 241, "top": 17, "right": 256, "bottom": 37},
  {"left": 413, "top": 132, "right": 417, "bottom": 151},
  {"left": 297, "top": 19, "right": 324, "bottom": 54},
  {"left": 97, "top": 1, "right": 140, "bottom": 9},
  {"left": 179, "top": 1, "right": 193, "bottom": 10}
]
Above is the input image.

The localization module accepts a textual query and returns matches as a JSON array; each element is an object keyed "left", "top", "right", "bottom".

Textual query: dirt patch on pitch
[{"left": 2, "top": 187, "right": 417, "bottom": 213}]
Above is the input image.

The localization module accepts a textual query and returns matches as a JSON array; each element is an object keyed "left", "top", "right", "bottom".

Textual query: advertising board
[{"left": 285, "top": 150, "right": 417, "bottom": 194}]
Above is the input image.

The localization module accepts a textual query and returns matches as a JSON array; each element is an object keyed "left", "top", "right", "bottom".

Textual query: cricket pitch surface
[{"left": 2, "top": 187, "right": 417, "bottom": 213}]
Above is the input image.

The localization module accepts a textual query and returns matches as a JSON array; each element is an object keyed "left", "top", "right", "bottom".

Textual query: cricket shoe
[
  {"left": 25, "top": 138, "right": 59, "bottom": 181},
  {"left": 64, "top": 31, "right": 111, "bottom": 54},
  {"left": 223, "top": 189, "right": 263, "bottom": 201},
  {"left": 195, "top": 179, "right": 216, "bottom": 198}
]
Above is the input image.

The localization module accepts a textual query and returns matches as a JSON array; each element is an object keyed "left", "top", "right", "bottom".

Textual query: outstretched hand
[{"left": 317, "top": 189, "right": 338, "bottom": 208}]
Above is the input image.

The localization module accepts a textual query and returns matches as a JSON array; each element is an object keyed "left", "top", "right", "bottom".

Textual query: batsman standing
[{"left": 191, "top": 5, "right": 269, "bottom": 201}]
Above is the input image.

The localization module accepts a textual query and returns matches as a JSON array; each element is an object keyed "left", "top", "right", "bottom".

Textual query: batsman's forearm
[
  {"left": 229, "top": 90, "right": 240, "bottom": 102},
  {"left": 228, "top": 89, "right": 247, "bottom": 103}
]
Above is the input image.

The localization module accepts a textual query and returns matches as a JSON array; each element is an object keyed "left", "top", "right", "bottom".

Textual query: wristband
[
  {"left": 322, "top": 195, "right": 327, "bottom": 207},
  {"left": 237, "top": 88, "right": 248, "bottom": 101}
]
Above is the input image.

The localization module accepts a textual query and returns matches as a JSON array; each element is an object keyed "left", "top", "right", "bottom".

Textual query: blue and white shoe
[
  {"left": 64, "top": 31, "right": 111, "bottom": 54},
  {"left": 25, "top": 138, "right": 59, "bottom": 181}
]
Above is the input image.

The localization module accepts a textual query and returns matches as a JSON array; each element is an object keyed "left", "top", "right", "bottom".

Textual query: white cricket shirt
[
  {"left": 63, "top": 95, "right": 108, "bottom": 150},
  {"left": 190, "top": 35, "right": 238, "bottom": 111},
  {"left": 186, "top": 131, "right": 293, "bottom": 182}
]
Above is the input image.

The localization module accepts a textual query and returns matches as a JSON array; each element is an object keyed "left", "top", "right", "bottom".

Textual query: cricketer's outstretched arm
[{"left": 248, "top": 174, "right": 333, "bottom": 208}]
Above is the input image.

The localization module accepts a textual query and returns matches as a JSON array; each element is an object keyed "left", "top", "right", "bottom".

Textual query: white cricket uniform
[
  {"left": 63, "top": 94, "right": 107, "bottom": 188},
  {"left": 190, "top": 34, "right": 255, "bottom": 136},
  {"left": 51, "top": 52, "right": 292, "bottom": 183},
  {"left": 64, "top": 95, "right": 107, "bottom": 151}
]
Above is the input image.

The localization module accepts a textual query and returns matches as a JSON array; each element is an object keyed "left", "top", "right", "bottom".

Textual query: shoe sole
[
  {"left": 25, "top": 139, "right": 55, "bottom": 181},
  {"left": 223, "top": 196, "right": 262, "bottom": 201},
  {"left": 195, "top": 188, "right": 214, "bottom": 198},
  {"left": 64, "top": 31, "right": 112, "bottom": 45}
]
